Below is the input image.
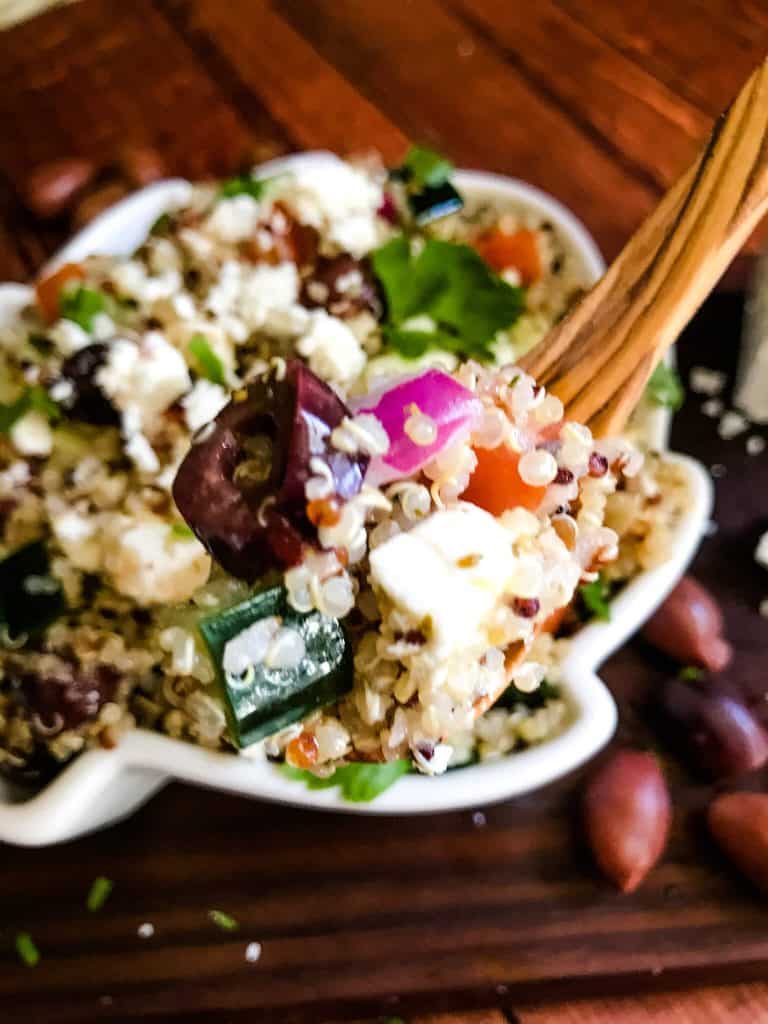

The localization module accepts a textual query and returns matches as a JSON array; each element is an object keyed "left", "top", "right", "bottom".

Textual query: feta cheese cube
[
  {"left": 104, "top": 515, "right": 211, "bottom": 605},
  {"left": 96, "top": 332, "right": 190, "bottom": 431},
  {"left": 181, "top": 380, "right": 229, "bottom": 433},
  {"left": 296, "top": 310, "right": 366, "bottom": 386},
  {"left": 10, "top": 410, "right": 53, "bottom": 456}
]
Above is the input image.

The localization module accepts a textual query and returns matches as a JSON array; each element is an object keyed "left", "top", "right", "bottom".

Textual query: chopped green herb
[
  {"left": 150, "top": 211, "right": 172, "bottom": 236},
  {"left": 0, "top": 385, "right": 60, "bottom": 434},
  {"left": 15, "top": 932, "right": 39, "bottom": 968},
  {"left": 281, "top": 759, "right": 410, "bottom": 803},
  {"left": 199, "top": 585, "right": 352, "bottom": 748},
  {"left": 646, "top": 363, "right": 684, "bottom": 411},
  {"left": 372, "top": 235, "right": 524, "bottom": 362},
  {"left": 188, "top": 333, "right": 227, "bottom": 387},
  {"left": 0, "top": 541, "right": 65, "bottom": 640},
  {"left": 218, "top": 173, "right": 279, "bottom": 200},
  {"left": 170, "top": 522, "right": 195, "bottom": 540},
  {"left": 679, "top": 666, "right": 704, "bottom": 681},
  {"left": 578, "top": 574, "right": 612, "bottom": 622},
  {"left": 209, "top": 909, "right": 239, "bottom": 932},
  {"left": 396, "top": 144, "right": 454, "bottom": 188},
  {"left": 86, "top": 876, "right": 113, "bottom": 912},
  {"left": 497, "top": 679, "right": 562, "bottom": 710},
  {"left": 59, "top": 286, "right": 108, "bottom": 332}
]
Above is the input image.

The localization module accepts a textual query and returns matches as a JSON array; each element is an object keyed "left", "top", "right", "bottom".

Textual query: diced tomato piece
[
  {"left": 473, "top": 227, "right": 542, "bottom": 285},
  {"left": 35, "top": 262, "right": 85, "bottom": 323},
  {"left": 461, "top": 445, "right": 547, "bottom": 515}
]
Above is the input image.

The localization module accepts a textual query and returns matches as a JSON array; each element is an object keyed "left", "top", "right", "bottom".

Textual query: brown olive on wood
[
  {"left": 642, "top": 575, "right": 732, "bottom": 672},
  {"left": 709, "top": 792, "right": 768, "bottom": 893},
  {"left": 118, "top": 145, "right": 168, "bottom": 187},
  {"left": 661, "top": 680, "right": 768, "bottom": 779},
  {"left": 583, "top": 749, "right": 671, "bottom": 893},
  {"left": 22, "top": 158, "right": 97, "bottom": 219},
  {"left": 72, "top": 182, "right": 131, "bottom": 228}
]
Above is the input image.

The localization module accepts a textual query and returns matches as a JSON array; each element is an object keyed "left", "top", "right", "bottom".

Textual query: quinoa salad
[{"left": 0, "top": 148, "right": 690, "bottom": 794}]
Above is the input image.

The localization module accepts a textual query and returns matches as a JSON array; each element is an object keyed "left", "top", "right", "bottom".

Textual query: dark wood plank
[
  {"left": 554, "top": 0, "right": 768, "bottom": 117},
  {"left": 445, "top": 0, "right": 708, "bottom": 192},
  {"left": 161, "top": 0, "right": 408, "bottom": 162},
  {"left": 277, "top": 0, "right": 657, "bottom": 260}
]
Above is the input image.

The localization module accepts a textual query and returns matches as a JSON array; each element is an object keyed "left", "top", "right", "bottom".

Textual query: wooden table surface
[{"left": 1, "top": 3, "right": 768, "bottom": 1022}]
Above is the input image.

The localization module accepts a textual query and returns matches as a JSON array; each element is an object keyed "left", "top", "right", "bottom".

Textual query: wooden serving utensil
[
  {"left": 520, "top": 57, "right": 768, "bottom": 437},
  {"left": 473, "top": 59, "right": 768, "bottom": 718}
]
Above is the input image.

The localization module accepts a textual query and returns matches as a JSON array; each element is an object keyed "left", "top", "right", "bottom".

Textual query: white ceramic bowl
[{"left": 0, "top": 154, "right": 712, "bottom": 845}]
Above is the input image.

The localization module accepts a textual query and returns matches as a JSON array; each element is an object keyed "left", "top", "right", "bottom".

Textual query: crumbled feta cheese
[
  {"left": 718, "top": 410, "right": 748, "bottom": 440},
  {"left": 91, "top": 313, "right": 116, "bottom": 341},
  {"left": 50, "top": 509, "right": 102, "bottom": 572},
  {"left": 96, "top": 333, "right": 190, "bottom": 431},
  {"left": 104, "top": 515, "right": 211, "bottom": 605},
  {"left": 205, "top": 194, "right": 261, "bottom": 243},
  {"left": 690, "top": 366, "right": 726, "bottom": 396},
  {"left": 124, "top": 431, "right": 160, "bottom": 474},
  {"left": 181, "top": 380, "right": 229, "bottom": 433},
  {"left": 369, "top": 505, "right": 515, "bottom": 657},
  {"left": 10, "top": 410, "right": 52, "bottom": 456},
  {"left": 48, "top": 318, "right": 90, "bottom": 355},
  {"left": 276, "top": 158, "right": 383, "bottom": 258},
  {"left": 206, "top": 261, "right": 304, "bottom": 338},
  {"left": 49, "top": 378, "right": 75, "bottom": 404},
  {"left": 110, "top": 261, "right": 181, "bottom": 303},
  {"left": 296, "top": 310, "right": 366, "bottom": 385}
]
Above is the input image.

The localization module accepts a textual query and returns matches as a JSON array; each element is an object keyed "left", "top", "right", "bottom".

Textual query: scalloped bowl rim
[{"left": 0, "top": 153, "right": 711, "bottom": 844}]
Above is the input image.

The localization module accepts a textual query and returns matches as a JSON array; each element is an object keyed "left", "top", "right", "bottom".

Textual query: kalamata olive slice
[
  {"left": 172, "top": 361, "right": 368, "bottom": 580},
  {"left": 18, "top": 658, "right": 120, "bottom": 731},
  {"left": 300, "top": 255, "right": 382, "bottom": 319},
  {"left": 59, "top": 343, "right": 120, "bottom": 425},
  {"left": 660, "top": 679, "right": 768, "bottom": 779}
]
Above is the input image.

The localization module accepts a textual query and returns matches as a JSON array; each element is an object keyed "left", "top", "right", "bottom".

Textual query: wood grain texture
[{"left": 0, "top": 4, "right": 767, "bottom": 1022}]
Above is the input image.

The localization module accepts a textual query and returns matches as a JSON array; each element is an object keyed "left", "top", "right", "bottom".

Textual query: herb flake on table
[
  {"left": 281, "top": 759, "right": 410, "bottom": 802},
  {"left": 372, "top": 235, "right": 524, "bottom": 361},
  {"left": 209, "top": 909, "right": 239, "bottom": 932},
  {"left": 646, "top": 363, "right": 684, "bottom": 410},
  {"left": 86, "top": 876, "right": 113, "bottom": 912},
  {"left": 15, "top": 932, "right": 40, "bottom": 968}
]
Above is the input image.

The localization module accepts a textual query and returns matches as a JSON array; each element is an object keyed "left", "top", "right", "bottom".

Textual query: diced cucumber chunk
[{"left": 199, "top": 585, "right": 352, "bottom": 748}]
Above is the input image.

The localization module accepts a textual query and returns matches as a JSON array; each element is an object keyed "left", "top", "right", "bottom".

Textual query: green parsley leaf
[
  {"left": 170, "top": 522, "right": 195, "bottom": 540},
  {"left": 281, "top": 759, "right": 410, "bottom": 803},
  {"left": 15, "top": 932, "right": 39, "bottom": 968},
  {"left": 578, "top": 574, "right": 612, "bottom": 622},
  {"left": 0, "top": 386, "right": 61, "bottom": 434},
  {"left": 679, "top": 666, "right": 704, "bottom": 681},
  {"left": 209, "top": 909, "right": 239, "bottom": 932},
  {"left": 86, "top": 876, "right": 113, "bottom": 912},
  {"left": 646, "top": 363, "right": 684, "bottom": 411},
  {"left": 218, "top": 173, "right": 282, "bottom": 200},
  {"left": 188, "top": 333, "right": 227, "bottom": 386},
  {"left": 372, "top": 236, "right": 524, "bottom": 362},
  {"left": 150, "top": 212, "right": 172, "bottom": 236},
  {"left": 398, "top": 144, "right": 454, "bottom": 188},
  {"left": 59, "top": 286, "right": 108, "bottom": 332}
]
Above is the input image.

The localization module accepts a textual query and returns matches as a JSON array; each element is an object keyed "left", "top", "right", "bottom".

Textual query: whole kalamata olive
[
  {"left": 59, "top": 343, "right": 120, "bottom": 426},
  {"left": 709, "top": 792, "right": 768, "bottom": 893},
  {"left": 172, "top": 361, "right": 368, "bottom": 580},
  {"left": 73, "top": 182, "right": 131, "bottom": 228},
  {"left": 22, "top": 157, "right": 97, "bottom": 219},
  {"left": 583, "top": 749, "right": 671, "bottom": 893},
  {"left": 19, "top": 658, "right": 120, "bottom": 731},
  {"left": 661, "top": 679, "right": 768, "bottom": 779},
  {"left": 117, "top": 145, "right": 167, "bottom": 187},
  {"left": 300, "top": 255, "right": 382, "bottom": 319},
  {"left": 642, "top": 576, "right": 732, "bottom": 672}
]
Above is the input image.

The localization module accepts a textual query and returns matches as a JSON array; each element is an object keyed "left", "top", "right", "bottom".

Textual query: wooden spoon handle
[{"left": 520, "top": 58, "right": 768, "bottom": 436}]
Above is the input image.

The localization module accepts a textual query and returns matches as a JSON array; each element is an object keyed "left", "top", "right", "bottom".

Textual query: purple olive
[
  {"left": 300, "top": 255, "right": 382, "bottom": 319},
  {"left": 661, "top": 679, "right": 768, "bottom": 780},
  {"left": 59, "top": 343, "right": 120, "bottom": 425},
  {"left": 172, "top": 361, "right": 368, "bottom": 580},
  {"left": 19, "top": 658, "right": 120, "bottom": 731}
]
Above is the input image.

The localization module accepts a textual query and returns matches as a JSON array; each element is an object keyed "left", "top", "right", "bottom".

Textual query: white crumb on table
[
  {"left": 137, "top": 922, "right": 155, "bottom": 939},
  {"left": 690, "top": 366, "right": 726, "bottom": 396},
  {"left": 747, "top": 435, "right": 766, "bottom": 456},
  {"left": 701, "top": 398, "right": 724, "bottom": 418},
  {"left": 472, "top": 810, "right": 487, "bottom": 827},
  {"left": 704, "top": 519, "right": 718, "bottom": 537},
  {"left": 718, "top": 410, "right": 748, "bottom": 440},
  {"left": 245, "top": 941, "right": 262, "bottom": 963},
  {"left": 709, "top": 463, "right": 727, "bottom": 478}
]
